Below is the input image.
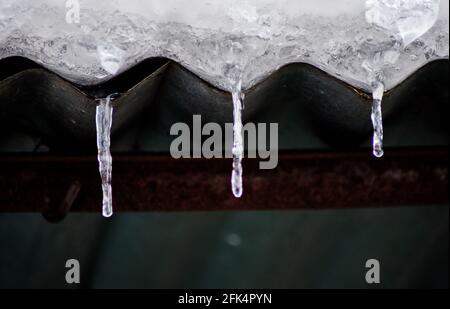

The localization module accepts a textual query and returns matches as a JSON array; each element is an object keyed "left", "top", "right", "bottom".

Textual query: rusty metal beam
[{"left": 0, "top": 148, "right": 447, "bottom": 218}]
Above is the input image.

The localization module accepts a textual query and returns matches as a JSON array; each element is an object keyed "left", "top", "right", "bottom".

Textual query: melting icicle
[
  {"left": 231, "top": 84, "right": 244, "bottom": 198},
  {"left": 96, "top": 95, "right": 114, "bottom": 217},
  {"left": 371, "top": 81, "right": 385, "bottom": 158}
]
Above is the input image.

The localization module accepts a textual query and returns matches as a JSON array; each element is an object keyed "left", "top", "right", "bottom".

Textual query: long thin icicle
[
  {"left": 96, "top": 95, "right": 114, "bottom": 217},
  {"left": 371, "top": 81, "right": 385, "bottom": 158},
  {"left": 231, "top": 86, "right": 244, "bottom": 198}
]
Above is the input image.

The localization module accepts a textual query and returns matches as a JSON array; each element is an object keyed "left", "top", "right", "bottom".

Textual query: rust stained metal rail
[{"left": 0, "top": 148, "right": 447, "bottom": 216}]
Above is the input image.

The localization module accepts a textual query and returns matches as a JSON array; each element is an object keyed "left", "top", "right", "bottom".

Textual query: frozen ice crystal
[
  {"left": 96, "top": 95, "right": 114, "bottom": 218},
  {"left": 231, "top": 86, "right": 244, "bottom": 198},
  {"left": 366, "top": 0, "right": 441, "bottom": 46},
  {"left": 371, "top": 81, "right": 385, "bottom": 158}
]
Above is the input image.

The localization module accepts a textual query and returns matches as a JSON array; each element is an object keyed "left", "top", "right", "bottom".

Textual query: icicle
[
  {"left": 96, "top": 94, "right": 114, "bottom": 217},
  {"left": 371, "top": 81, "right": 385, "bottom": 158},
  {"left": 231, "top": 83, "right": 244, "bottom": 198}
]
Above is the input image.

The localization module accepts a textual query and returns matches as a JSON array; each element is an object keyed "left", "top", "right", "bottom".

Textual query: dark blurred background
[
  {"left": 0, "top": 207, "right": 448, "bottom": 289},
  {"left": 0, "top": 59, "right": 448, "bottom": 289}
]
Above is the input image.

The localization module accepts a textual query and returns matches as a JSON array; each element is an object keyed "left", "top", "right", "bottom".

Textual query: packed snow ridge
[{"left": 0, "top": 0, "right": 448, "bottom": 92}]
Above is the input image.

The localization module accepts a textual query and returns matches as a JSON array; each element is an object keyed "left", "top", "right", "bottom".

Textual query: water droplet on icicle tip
[
  {"left": 96, "top": 94, "right": 114, "bottom": 218},
  {"left": 231, "top": 88, "right": 244, "bottom": 198},
  {"left": 371, "top": 81, "right": 385, "bottom": 158}
]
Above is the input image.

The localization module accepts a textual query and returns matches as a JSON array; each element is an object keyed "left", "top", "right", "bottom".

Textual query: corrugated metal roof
[{"left": 0, "top": 57, "right": 448, "bottom": 144}]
